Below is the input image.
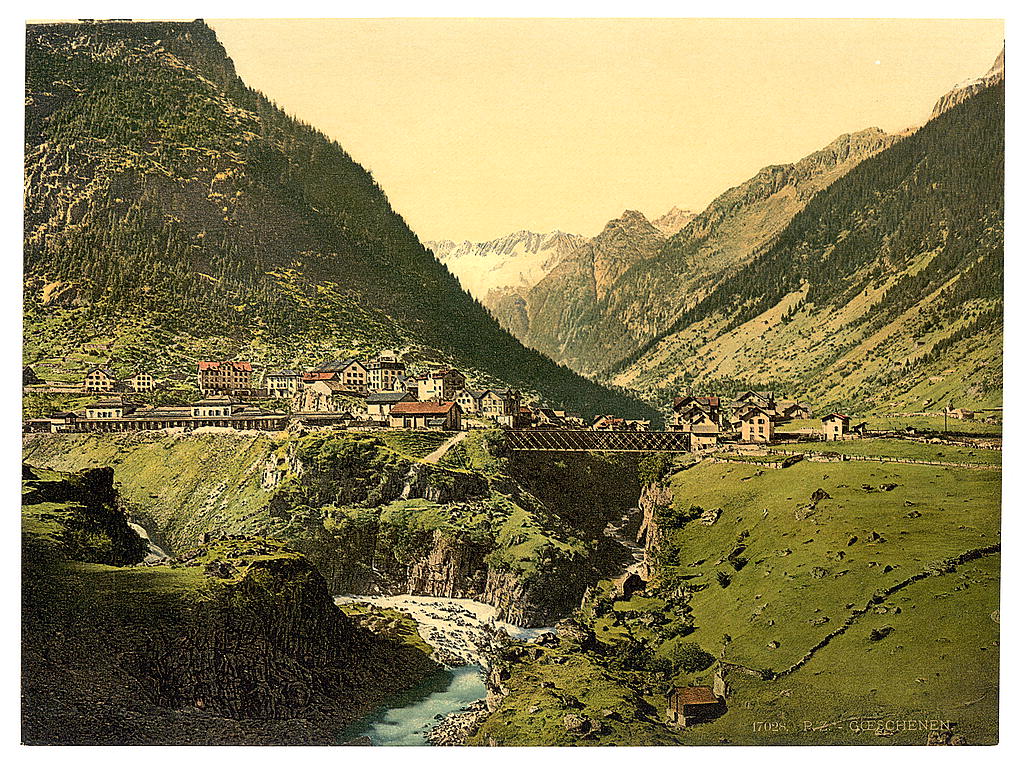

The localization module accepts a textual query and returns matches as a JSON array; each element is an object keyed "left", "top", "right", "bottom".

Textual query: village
[{"left": 22, "top": 346, "right": 993, "bottom": 448}]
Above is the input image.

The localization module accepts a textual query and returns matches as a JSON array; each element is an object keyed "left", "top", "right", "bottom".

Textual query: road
[{"left": 422, "top": 430, "right": 469, "bottom": 464}]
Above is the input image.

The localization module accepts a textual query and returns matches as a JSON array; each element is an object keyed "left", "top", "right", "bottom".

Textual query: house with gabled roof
[
  {"left": 671, "top": 404, "right": 721, "bottom": 449},
  {"left": 197, "top": 361, "right": 255, "bottom": 395},
  {"left": 391, "top": 374, "right": 419, "bottom": 397},
  {"left": 266, "top": 369, "right": 302, "bottom": 398},
  {"left": 666, "top": 686, "right": 725, "bottom": 728},
  {"left": 730, "top": 390, "right": 776, "bottom": 417},
  {"left": 123, "top": 371, "right": 156, "bottom": 393},
  {"left": 673, "top": 394, "right": 722, "bottom": 423},
  {"left": 300, "top": 379, "right": 366, "bottom": 412},
  {"left": 777, "top": 400, "right": 812, "bottom": 420},
  {"left": 310, "top": 359, "right": 368, "bottom": 392},
  {"left": 84, "top": 366, "right": 116, "bottom": 392},
  {"left": 822, "top": 413, "right": 851, "bottom": 441},
  {"left": 388, "top": 400, "right": 462, "bottom": 431},
  {"left": 739, "top": 406, "right": 774, "bottom": 443},
  {"left": 456, "top": 388, "right": 486, "bottom": 416},
  {"left": 365, "top": 390, "right": 416, "bottom": 420},
  {"left": 485, "top": 388, "right": 521, "bottom": 417},
  {"left": 366, "top": 351, "right": 406, "bottom": 392},
  {"left": 85, "top": 397, "right": 138, "bottom": 420},
  {"left": 416, "top": 369, "right": 466, "bottom": 402}
]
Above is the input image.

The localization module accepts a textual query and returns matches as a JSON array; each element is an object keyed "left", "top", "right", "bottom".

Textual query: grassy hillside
[
  {"left": 472, "top": 442, "right": 999, "bottom": 745},
  {"left": 612, "top": 84, "right": 1003, "bottom": 415},
  {"left": 658, "top": 459, "right": 999, "bottom": 673},
  {"left": 23, "top": 20, "right": 655, "bottom": 422},
  {"left": 23, "top": 432, "right": 277, "bottom": 553}
]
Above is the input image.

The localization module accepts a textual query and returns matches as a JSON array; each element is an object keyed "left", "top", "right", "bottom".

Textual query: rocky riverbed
[
  {"left": 334, "top": 594, "right": 554, "bottom": 745},
  {"left": 335, "top": 594, "right": 553, "bottom": 667}
]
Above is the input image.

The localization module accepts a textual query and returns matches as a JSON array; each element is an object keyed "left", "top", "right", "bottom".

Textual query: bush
[
  {"left": 676, "top": 642, "right": 716, "bottom": 673},
  {"left": 638, "top": 452, "right": 675, "bottom": 485}
]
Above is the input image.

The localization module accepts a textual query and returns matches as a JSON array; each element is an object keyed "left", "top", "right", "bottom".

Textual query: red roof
[
  {"left": 303, "top": 371, "right": 339, "bottom": 382},
  {"left": 391, "top": 401, "right": 456, "bottom": 415},
  {"left": 673, "top": 686, "right": 719, "bottom": 706},
  {"left": 823, "top": 413, "right": 850, "bottom": 421},
  {"left": 199, "top": 361, "right": 253, "bottom": 372}
]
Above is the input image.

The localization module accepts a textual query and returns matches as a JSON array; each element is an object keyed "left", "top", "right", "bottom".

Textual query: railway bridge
[{"left": 503, "top": 429, "right": 691, "bottom": 453}]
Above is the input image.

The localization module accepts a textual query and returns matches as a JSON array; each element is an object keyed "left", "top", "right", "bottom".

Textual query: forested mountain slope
[
  {"left": 611, "top": 83, "right": 1004, "bottom": 413},
  {"left": 23, "top": 20, "right": 654, "bottom": 420},
  {"left": 513, "top": 129, "right": 899, "bottom": 377}
]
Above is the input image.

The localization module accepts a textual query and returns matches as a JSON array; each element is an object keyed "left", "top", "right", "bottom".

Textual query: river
[
  {"left": 337, "top": 665, "right": 486, "bottom": 746},
  {"left": 334, "top": 594, "right": 552, "bottom": 746}
]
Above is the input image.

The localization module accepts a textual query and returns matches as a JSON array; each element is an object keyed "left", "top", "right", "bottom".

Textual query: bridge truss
[{"left": 504, "top": 429, "right": 691, "bottom": 453}]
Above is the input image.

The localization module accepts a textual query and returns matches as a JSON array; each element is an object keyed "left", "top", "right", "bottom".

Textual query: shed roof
[
  {"left": 366, "top": 391, "right": 415, "bottom": 404},
  {"left": 391, "top": 401, "right": 456, "bottom": 415},
  {"left": 672, "top": 686, "right": 719, "bottom": 706}
]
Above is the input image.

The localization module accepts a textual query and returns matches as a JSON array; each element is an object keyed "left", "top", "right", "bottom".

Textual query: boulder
[{"left": 563, "top": 713, "right": 595, "bottom": 736}]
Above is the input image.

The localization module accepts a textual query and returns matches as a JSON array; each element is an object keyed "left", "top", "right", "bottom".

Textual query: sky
[{"left": 208, "top": 18, "right": 1004, "bottom": 242}]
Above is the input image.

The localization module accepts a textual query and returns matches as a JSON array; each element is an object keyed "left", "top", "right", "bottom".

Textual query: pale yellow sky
[{"left": 208, "top": 18, "right": 1004, "bottom": 242}]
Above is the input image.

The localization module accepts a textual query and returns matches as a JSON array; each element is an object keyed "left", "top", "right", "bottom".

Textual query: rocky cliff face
[
  {"left": 22, "top": 464, "right": 148, "bottom": 566},
  {"left": 931, "top": 46, "right": 1004, "bottom": 119},
  {"left": 144, "top": 538, "right": 438, "bottom": 722},
  {"left": 636, "top": 482, "right": 673, "bottom": 580},
  {"left": 406, "top": 530, "right": 489, "bottom": 598},
  {"left": 522, "top": 210, "right": 668, "bottom": 374},
  {"left": 22, "top": 465, "right": 437, "bottom": 745},
  {"left": 26, "top": 431, "right": 643, "bottom": 630}
]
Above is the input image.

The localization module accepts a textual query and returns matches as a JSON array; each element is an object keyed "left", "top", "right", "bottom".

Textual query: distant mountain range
[
  {"left": 23, "top": 20, "right": 656, "bottom": 421},
  {"left": 425, "top": 48, "right": 1003, "bottom": 414},
  {"left": 613, "top": 75, "right": 1003, "bottom": 413}
]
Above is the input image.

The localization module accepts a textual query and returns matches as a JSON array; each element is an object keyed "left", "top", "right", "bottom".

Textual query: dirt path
[{"left": 422, "top": 431, "right": 469, "bottom": 464}]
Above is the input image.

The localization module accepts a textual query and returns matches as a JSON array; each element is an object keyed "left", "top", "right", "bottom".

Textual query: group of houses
[
  {"left": 24, "top": 350, "right": 533, "bottom": 434},
  {"left": 668, "top": 390, "right": 813, "bottom": 447},
  {"left": 667, "top": 389, "right": 869, "bottom": 448},
  {"left": 23, "top": 364, "right": 158, "bottom": 394},
  {"left": 24, "top": 394, "right": 292, "bottom": 434}
]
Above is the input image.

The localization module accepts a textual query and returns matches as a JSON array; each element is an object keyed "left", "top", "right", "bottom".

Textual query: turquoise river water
[{"left": 337, "top": 665, "right": 486, "bottom": 746}]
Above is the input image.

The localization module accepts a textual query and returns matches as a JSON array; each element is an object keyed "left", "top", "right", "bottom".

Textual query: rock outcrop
[
  {"left": 145, "top": 538, "right": 438, "bottom": 722},
  {"left": 407, "top": 530, "right": 489, "bottom": 598},
  {"left": 930, "top": 46, "right": 1004, "bottom": 120},
  {"left": 637, "top": 482, "right": 673, "bottom": 579},
  {"left": 22, "top": 466, "right": 438, "bottom": 744}
]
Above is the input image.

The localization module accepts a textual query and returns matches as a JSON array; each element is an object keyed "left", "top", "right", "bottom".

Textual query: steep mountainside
[
  {"left": 508, "top": 129, "right": 898, "bottom": 377},
  {"left": 522, "top": 211, "right": 668, "bottom": 374},
  {"left": 612, "top": 83, "right": 1003, "bottom": 413},
  {"left": 931, "top": 45, "right": 1004, "bottom": 119},
  {"left": 23, "top": 21, "right": 654, "bottom": 421}
]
